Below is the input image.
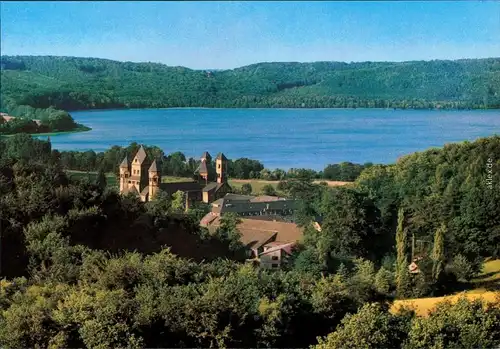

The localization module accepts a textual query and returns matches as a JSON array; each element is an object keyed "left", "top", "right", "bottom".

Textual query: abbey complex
[
  {"left": 118, "top": 146, "right": 304, "bottom": 269},
  {"left": 119, "top": 146, "right": 231, "bottom": 207}
]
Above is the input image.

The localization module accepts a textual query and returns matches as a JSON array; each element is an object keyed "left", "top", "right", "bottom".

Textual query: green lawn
[
  {"left": 65, "top": 170, "right": 118, "bottom": 188},
  {"left": 162, "top": 176, "right": 196, "bottom": 183},
  {"left": 228, "top": 179, "right": 279, "bottom": 194}
]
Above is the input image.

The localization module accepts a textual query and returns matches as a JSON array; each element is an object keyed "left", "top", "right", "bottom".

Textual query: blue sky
[{"left": 1, "top": 1, "right": 499, "bottom": 69}]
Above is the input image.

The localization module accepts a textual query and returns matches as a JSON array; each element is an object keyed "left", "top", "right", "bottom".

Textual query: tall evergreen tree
[
  {"left": 395, "top": 208, "right": 408, "bottom": 296},
  {"left": 432, "top": 223, "right": 446, "bottom": 281},
  {"left": 95, "top": 168, "right": 107, "bottom": 190}
]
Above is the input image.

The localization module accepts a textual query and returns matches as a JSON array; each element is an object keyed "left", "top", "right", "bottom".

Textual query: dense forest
[
  {"left": 1, "top": 56, "right": 499, "bottom": 120},
  {"left": 0, "top": 134, "right": 499, "bottom": 348}
]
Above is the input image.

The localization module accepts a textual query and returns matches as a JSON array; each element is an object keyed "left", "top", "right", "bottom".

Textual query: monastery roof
[
  {"left": 223, "top": 193, "right": 255, "bottom": 201},
  {"left": 243, "top": 231, "right": 277, "bottom": 249},
  {"left": 207, "top": 218, "right": 303, "bottom": 245},
  {"left": 211, "top": 198, "right": 224, "bottom": 207},
  {"left": 120, "top": 156, "right": 129, "bottom": 168},
  {"left": 244, "top": 215, "right": 290, "bottom": 223},
  {"left": 205, "top": 216, "right": 276, "bottom": 249},
  {"left": 133, "top": 145, "right": 148, "bottom": 164},
  {"left": 160, "top": 181, "right": 202, "bottom": 195},
  {"left": 216, "top": 152, "right": 228, "bottom": 161},
  {"left": 198, "top": 161, "right": 208, "bottom": 174},
  {"left": 217, "top": 198, "right": 298, "bottom": 215},
  {"left": 203, "top": 182, "right": 218, "bottom": 192},
  {"left": 149, "top": 160, "right": 159, "bottom": 172},
  {"left": 250, "top": 195, "right": 284, "bottom": 202},
  {"left": 202, "top": 182, "right": 225, "bottom": 192},
  {"left": 141, "top": 186, "right": 150, "bottom": 196},
  {"left": 201, "top": 151, "right": 211, "bottom": 160}
]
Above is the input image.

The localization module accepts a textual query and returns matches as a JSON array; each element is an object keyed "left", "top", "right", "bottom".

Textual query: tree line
[
  {"left": 0, "top": 133, "right": 499, "bottom": 348},
  {"left": 53, "top": 142, "right": 373, "bottom": 182}
]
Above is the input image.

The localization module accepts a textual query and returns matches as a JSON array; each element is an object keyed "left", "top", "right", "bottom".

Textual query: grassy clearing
[
  {"left": 229, "top": 179, "right": 351, "bottom": 195},
  {"left": 161, "top": 176, "right": 195, "bottom": 183},
  {"left": 229, "top": 179, "right": 279, "bottom": 194},
  {"left": 391, "top": 259, "right": 500, "bottom": 317},
  {"left": 474, "top": 258, "right": 500, "bottom": 283},
  {"left": 66, "top": 170, "right": 118, "bottom": 188}
]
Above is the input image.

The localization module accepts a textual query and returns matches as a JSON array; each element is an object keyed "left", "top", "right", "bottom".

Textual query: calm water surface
[{"left": 45, "top": 108, "right": 499, "bottom": 170}]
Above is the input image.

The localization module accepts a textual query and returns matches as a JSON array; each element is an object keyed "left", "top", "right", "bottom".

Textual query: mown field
[{"left": 392, "top": 258, "right": 500, "bottom": 316}]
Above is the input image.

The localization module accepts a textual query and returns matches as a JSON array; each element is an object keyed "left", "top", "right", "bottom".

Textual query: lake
[{"left": 45, "top": 108, "right": 499, "bottom": 170}]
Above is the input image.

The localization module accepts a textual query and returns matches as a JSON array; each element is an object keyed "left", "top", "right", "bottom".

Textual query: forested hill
[{"left": 1, "top": 55, "right": 500, "bottom": 112}]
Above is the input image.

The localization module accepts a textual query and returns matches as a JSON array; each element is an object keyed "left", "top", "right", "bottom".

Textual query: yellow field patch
[
  {"left": 391, "top": 259, "right": 500, "bottom": 317},
  {"left": 392, "top": 291, "right": 500, "bottom": 317}
]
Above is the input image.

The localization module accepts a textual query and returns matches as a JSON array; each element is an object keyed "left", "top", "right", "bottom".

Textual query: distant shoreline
[
  {"left": 68, "top": 106, "right": 500, "bottom": 114},
  {"left": 0, "top": 126, "right": 92, "bottom": 138}
]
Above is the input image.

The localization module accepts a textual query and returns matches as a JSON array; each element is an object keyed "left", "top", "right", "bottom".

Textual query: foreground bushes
[{"left": 314, "top": 296, "right": 500, "bottom": 349}]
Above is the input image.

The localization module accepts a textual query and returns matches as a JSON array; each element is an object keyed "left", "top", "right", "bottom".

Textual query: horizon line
[{"left": 1, "top": 54, "right": 499, "bottom": 71}]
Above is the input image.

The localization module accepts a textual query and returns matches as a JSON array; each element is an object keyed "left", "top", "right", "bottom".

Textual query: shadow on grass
[{"left": 472, "top": 270, "right": 500, "bottom": 281}]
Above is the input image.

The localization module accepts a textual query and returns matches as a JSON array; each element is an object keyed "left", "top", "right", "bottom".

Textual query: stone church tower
[
  {"left": 118, "top": 145, "right": 151, "bottom": 198},
  {"left": 198, "top": 151, "right": 212, "bottom": 184},
  {"left": 148, "top": 160, "right": 160, "bottom": 200},
  {"left": 119, "top": 155, "right": 130, "bottom": 192},
  {"left": 216, "top": 153, "right": 228, "bottom": 183},
  {"left": 130, "top": 145, "right": 150, "bottom": 191}
]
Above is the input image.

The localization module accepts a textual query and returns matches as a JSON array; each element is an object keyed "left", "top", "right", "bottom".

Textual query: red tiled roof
[{"left": 208, "top": 218, "right": 303, "bottom": 244}]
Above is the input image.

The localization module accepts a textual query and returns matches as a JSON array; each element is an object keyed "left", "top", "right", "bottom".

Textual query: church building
[{"left": 119, "top": 146, "right": 231, "bottom": 206}]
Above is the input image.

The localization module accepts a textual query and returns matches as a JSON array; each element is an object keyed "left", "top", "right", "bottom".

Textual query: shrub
[{"left": 448, "top": 254, "right": 477, "bottom": 282}]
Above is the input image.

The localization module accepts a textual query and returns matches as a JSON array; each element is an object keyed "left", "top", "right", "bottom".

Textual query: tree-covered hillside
[
  {"left": 1, "top": 134, "right": 499, "bottom": 348},
  {"left": 2, "top": 56, "right": 500, "bottom": 112}
]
